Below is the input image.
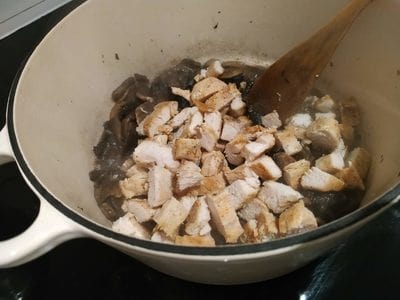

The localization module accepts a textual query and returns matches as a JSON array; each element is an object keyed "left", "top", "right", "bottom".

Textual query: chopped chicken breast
[
  {"left": 206, "top": 60, "right": 224, "bottom": 78},
  {"left": 315, "top": 152, "right": 344, "bottom": 174},
  {"left": 122, "top": 199, "right": 156, "bottom": 223},
  {"left": 275, "top": 130, "right": 303, "bottom": 156},
  {"left": 335, "top": 167, "right": 365, "bottom": 190},
  {"left": 151, "top": 231, "right": 174, "bottom": 244},
  {"left": 174, "top": 138, "right": 202, "bottom": 162},
  {"left": 301, "top": 167, "right": 345, "bottom": 192},
  {"left": 119, "top": 166, "right": 148, "bottom": 198},
  {"left": 283, "top": 159, "right": 311, "bottom": 189},
  {"left": 230, "top": 96, "right": 246, "bottom": 117},
  {"left": 221, "top": 115, "right": 247, "bottom": 141},
  {"left": 315, "top": 112, "right": 336, "bottom": 120},
  {"left": 226, "top": 179, "right": 259, "bottom": 210},
  {"left": 185, "top": 197, "right": 212, "bottom": 236},
  {"left": 258, "top": 181, "right": 303, "bottom": 214},
  {"left": 313, "top": 95, "right": 335, "bottom": 113},
  {"left": 201, "top": 151, "right": 226, "bottom": 176},
  {"left": 206, "top": 191, "right": 244, "bottom": 243},
  {"left": 261, "top": 111, "right": 282, "bottom": 129},
  {"left": 171, "top": 87, "right": 191, "bottom": 102},
  {"left": 148, "top": 165, "right": 173, "bottom": 207},
  {"left": 112, "top": 213, "right": 150, "bottom": 239},
  {"left": 191, "top": 77, "right": 227, "bottom": 103},
  {"left": 287, "top": 113, "right": 313, "bottom": 128},
  {"left": 133, "top": 140, "right": 179, "bottom": 170},
  {"left": 187, "top": 110, "right": 204, "bottom": 136},
  {"left": 198, "top": 172, "right": 227, "bottom": 195},
  {"left": 169, "top": 107, "right": 197, "bottom": 129},
  {"left": 175, "top": 234, "right": 216, "bottom": 246},
  {"left": 176, "top": 161, "right": 203, "bottom": 193},
  {"left": 138, "top": 101, "right": 178, "bottom": 137},
  {"left": 241, "top": 211, "right": 278, "bottom": 243},
  {"left": 250, "top": 155, "right": 282, "bottom": 181},
  {"left": 204, "top": 111, "right": 222, "bottom": 137},
  {"left": 202, "top": 83, "right": 241, "bottom": 112},
  {"left": 224, "top": 165, "right": 259, "bottom": 185},
  {"left": 346, "top": 147, "right": 371, "bottom": 179},
  {"left": 278, "top": 200, "right": 318, "bottom": 236},
  {"left": 197, "top": 124, "right": 218, "bottom": 152},
  {"left": 241, "top": 141, "right": 271, "bottom": 161},
  {"left": 238, "top": 198, "right": 270, "bottom": 221},
  {"left": 152, "top": 134, "right": 168, "bottom": 145}
]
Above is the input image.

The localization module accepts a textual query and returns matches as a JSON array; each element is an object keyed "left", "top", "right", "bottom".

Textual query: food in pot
[{"left": 90, "top": 59, "right": 370, "bottom": 246}]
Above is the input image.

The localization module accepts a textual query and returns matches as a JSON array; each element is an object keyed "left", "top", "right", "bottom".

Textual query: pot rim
[{"left": 7, "top": 55, "right": 400, "bottom": 256}]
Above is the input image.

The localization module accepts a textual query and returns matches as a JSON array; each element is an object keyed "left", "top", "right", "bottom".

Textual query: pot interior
[{"left": 12, "top": 0, "right": 400, "bottom": 228}]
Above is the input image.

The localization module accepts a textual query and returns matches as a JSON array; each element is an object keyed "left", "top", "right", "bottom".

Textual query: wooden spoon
[{"left": 246, "top": 0, "right": 372, "bottom": 123}]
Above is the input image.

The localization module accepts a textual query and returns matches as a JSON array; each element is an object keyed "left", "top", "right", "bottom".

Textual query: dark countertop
[{"left": 1, "top": 1, "right": 400, "bottom": 299}]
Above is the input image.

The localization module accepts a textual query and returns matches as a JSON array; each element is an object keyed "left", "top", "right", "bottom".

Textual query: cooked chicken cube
[
  {"left": 133, "top": 140, "right": 179, "bottom": 170},
  {"left": 287, "top": 113, "right": 313, "bottom": 128},
  {"left": 335, "top": 167, "right": 365, "bottom": 190},
  {"left": 258, "top": 181, "right": 303, "bottom": 214},
  {"left": 171, "top": 87, "right": 191, "bottom": 102},
  {"left": 238, "top": 198, "right": 270, "bottom": 221},
  {"left": 261, "top": 111, "right": 282, "bottom": 129},
  {"left": 204, "top": 111, "right": 222, "bottom": 137},
  {"left": 250, "top": 155, "right": 282, "bottom": 181},
  {"left": 112, "top": 213, "right": 150, "bottom": 239},
  {"left": 137, "top": 101, "right": 178, "bottom": 137},
  {"left": 275, "top": 130, "right": 302, "bottom": 156},
  {"left": 206, "top": 60, "right": 224, "bottom": 78},
  {"left": 176, "top": 161, "right": 203, "bottom": 193},
  {"left": 119, "top": 166, "right": 148, "bottom": 198},
  {"left": 206, "top": 191, "right": 244, "bottom": 243},
  {"left": 340, "top": 97, "right": 360, "bottom": 127},
  {"left": 306, "top": 118, "right": 341, "bottom": 153},
  {"left": 197, "top": 172, "right": 227, "bottom": 196},
  {"left": 241, "top": 211, "right": 278, "bottom": 243},
  {"left": 185, "top": 197, "right": 212, "bottom": 236},
  {"left": 148, "top": 165, "right": 173, "bottom": 207},
  {"left": 151, "top": 231, "right": 174, "bottom": 244},
  {"left": 203, "top": 83, "right": 241, "bottom": 112},
  {"left": 273, "top": 152, "right": 296, "bottom": 169},
  {"left": 191, "top": 77, "right": 227, "bottom": 103},
  {"left": 169, "top": 107, "right": 197, "bottom": 129},
  {"left": 315, "top": 152, "right": 344, "bottom": 174},
  {"left": 122, "top": 199, "right": 156, "bottom": 223},
  {"left": 153, "top": 197, "right": 190, "bottom": 238},
  {"left": 174, "top": 138, "right": 202, "bottom": 162},
  {"left": 278, "top": 200, "right": 317, "bottom": 236},
  {"left": 221, "top": 115, "right": 248, "bottom": 141},
  {"left": 197, "top": 124, "right": 218, "bottom": 152},
  {"left": 201, "top": 151, "right": 226, "bottom": 176},
  {"left": 315, "top": 112, "right": 336, "bottom": 120},
  {"left": 301, "top": 167, "right": 345, "bottom": 192},
  {"left": 187, "top": 110, "right": 204, "bottom": 136},
  {"left": 241, "top": 141, "right": 270, "bottom": 161},
  {"left": 151, "top": 134, "right": 168, "bottom": 145},
  {"left": 346, "top": 147, "right": 371, "bottom": 179},
  {"left": 256, "top": 133, "right": 275, "bottom": 149},
  {"left": 175, "top": 234, "right": 216, "bottom": 246},
  {"left": 313, "top": 95, "right": 335, "bottom": 113},
  {"left": 230, "top": 96, "right": 246, "bottom": 117},
  {"left": 224, "top": 165, "right": 259, "bottom": 185},
  {"left": 283, "top": 159, "right": 311, "bottom": 189},
  {"left": 180, "top": 195, "right": 198, "bottom": 213},
  {"left": 224, "top": 133, "right": 248, "bottom": 165},
  {"left": 226, "top": 179, "right": 259, "bottom": 210}
]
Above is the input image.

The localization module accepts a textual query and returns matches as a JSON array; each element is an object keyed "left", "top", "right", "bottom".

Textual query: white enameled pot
[{"left": 0, "top": 0, "right": 399, "bottom": 285}]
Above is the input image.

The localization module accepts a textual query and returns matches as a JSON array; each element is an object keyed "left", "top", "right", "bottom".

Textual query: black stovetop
[{"left": 1, "top": 1, "right": 400, "bottom": 299}]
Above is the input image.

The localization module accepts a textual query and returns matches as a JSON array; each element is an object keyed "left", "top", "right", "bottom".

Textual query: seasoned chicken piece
[
  {"left": 275, "top": 130, "right": 303, "bottom": 156},
  {"left": 138, "top": 101, "right": 178, "bottom": 137},
  {"left": 152, "top": 134, "right": 168, "bottom": 145},
  {"left": 241, "top": 141, "right": 271, "bottom": 161},
  {"left": 301, "top": 167, "right": 345, "bottom": 192},
  {"left": 206, "top": 60, "right": 224, "bottom": 78},
  {"left": 148, "top": 165, "right": 173, "bottom": 207},
  {"left": 201, "top": 151, "right": 226, "bottom": 176},
  {"left": 340, "top": 97, "right": 360, "bottom": 127},
  {"left": 112, "top": 213, "right": 150, "bottom": 239},
  {"left": 283, "top": 159, "right": 311, "bottom": 189},
  {"left": 221, "top": 115, "right": 249, "bottom": 141},
  {"left": 306, "top": 118, "right": 341, "bottom": 153},
  {"left": 197, "top": 124, "right": 218, "bottom": 152},
  {"left": 315, "top": 112, "right": 336, "bottom": 120},
  {"left": 153, "top": 197, "right": 190, "bottom": 238},
  {"left": 287, "top": 113, "right": 313, "bottom": 128},
  {"left": 194, "top": 69, "right": 207, "bottom": 82},
  {"left": 335, "top": 167, "right": 365, "bottom": 190},
  {"left": 313, "top": 95, "right": 335, "bottom": 113},
  {"left": 169, "top": 107, "right": 197, "bottom": 129},
  {"left": 174, "top": 138, "right": 202, "bottom": 162},
  {"left": 176, "top": 161, "right": 203, "bottom": 193},
  {"left": 226, "top": 179, "right": 259, "bottom": 210},
  {"left": 230, "top": 96, "right": 246, "bottom": 117},
  {"left": 315, "top": 152, "right": 344, "bottom": 174},
  {"left": 191, "top": 77, "right": 227, "bottom": 102},
  {"left": 258, "top": 181, "right": 303, "bottom": 214},
  {"left": 202, "top": 83, "right": 242, "bottom": 112},
  {"left": 171, "top": 87, "right": 191, "bottom": 102},
  {"left": 346, "top": 147, "right": 371, "bottom": 179},
  {"left": 197, "top": 173, "right": 227, "bottom": 195},
  {"left": 261, "top": 111, "right": 282, "bottom": 129},
  {"left": 122, "top": 199, "right": 156, "bottom": 223},
  {"left": 249, "top": 155, "right": 282, "bottom": 181},
  {"left": 119, "top": 166, "right": 148, "bottom": 198},
  {"left": 151, "top": 231, "right": 174, "bottom": 244},
  {"left": 238, "top": 198, "right": 270, "bottom": 221},
  {"left": 256, "top": 133, "right": 275, "bottom": 148},
  {"left": 224, "top": 165, "right": 259, "bottom": 185},
  {"left": 278, "top": 200, "right": 318, "bottom": 236},
  {"left": 204, "top": 111, "right": 222, "bottom": 137},
  {"left": 241, "top": 211, "right": 278, "bottom": 243},
  {"left": 273, "top": 152, "right": 296, "bottom": 169},
  {"left": 187, "top": 110, "right": 203, "bottom": 136},
  {"left": 224, "top": 133, "right": 248, "bottom": 165},
  {"left": 133, "top": 140, "right": 179, "bottom": 171},
  {"left": 185, "top": 197, "right": 212, "bottom": 236},
  {"left": 175, "top": 234, "right": 216, "bottom": 246},
  {"left": 180, "top": 195, "right": 197, "bottom": 213},
  {"left": 206, "top": 191, "right": 244, "bottom": 243}
]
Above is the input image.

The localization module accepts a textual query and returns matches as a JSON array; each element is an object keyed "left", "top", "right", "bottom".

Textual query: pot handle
[{"left": 0, "top": 126, "right": 84, "bottom": 268}]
